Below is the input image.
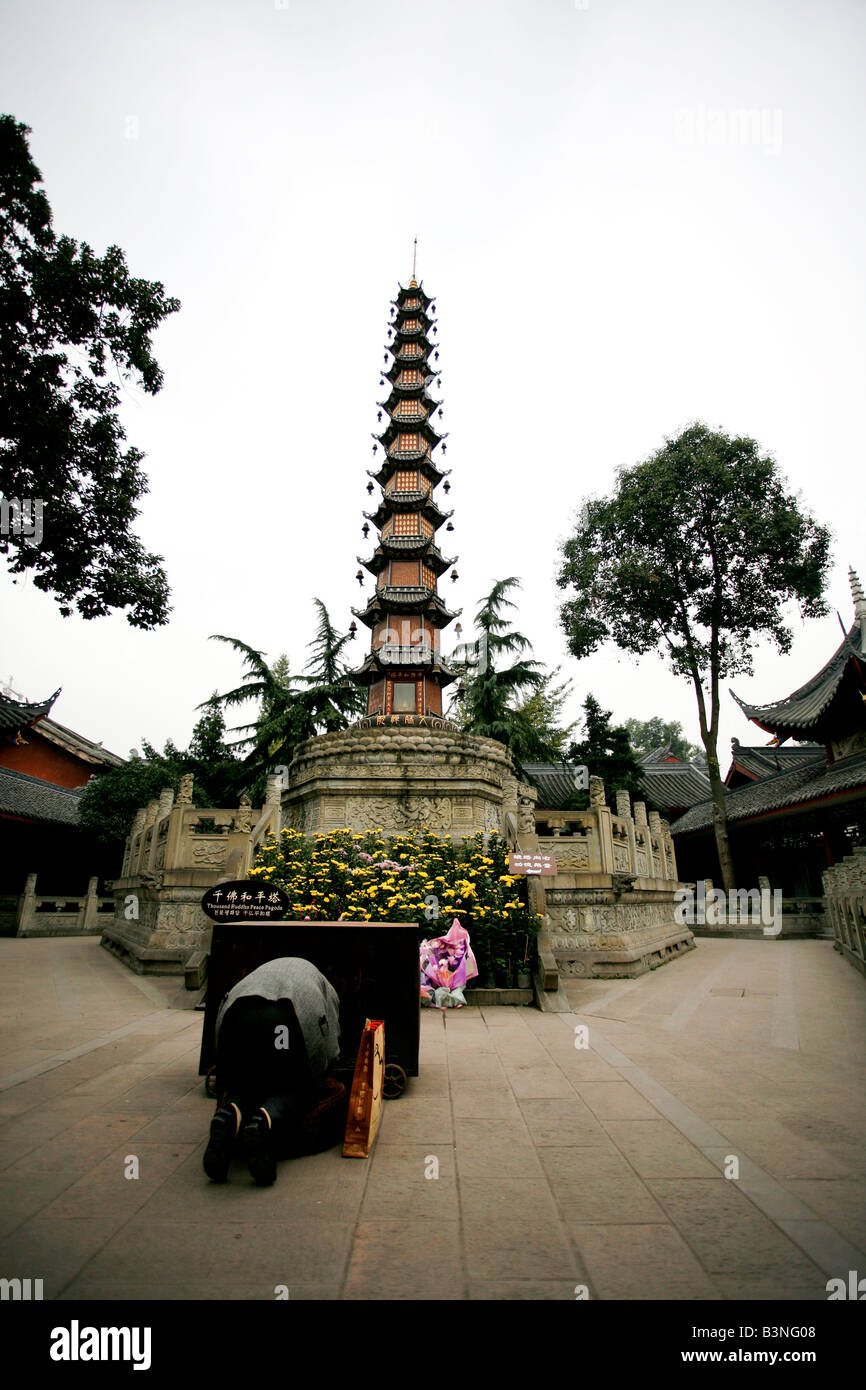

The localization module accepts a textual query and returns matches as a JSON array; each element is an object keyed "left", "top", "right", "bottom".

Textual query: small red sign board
[{"left": 508, "top": 852, "right": 557, "bottom": 876}]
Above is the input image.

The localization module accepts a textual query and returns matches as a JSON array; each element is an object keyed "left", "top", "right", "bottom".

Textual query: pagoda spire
[
  {"left": 350, "top": 276, "right": 460, "bottom": 725},
  {"left": 850, "top": 566, "right": 866, "bottom": 655}
]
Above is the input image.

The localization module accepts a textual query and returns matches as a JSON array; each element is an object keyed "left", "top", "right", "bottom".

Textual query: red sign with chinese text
[{"left": 507, "top": 852, "right": 557, "bottom": 876}]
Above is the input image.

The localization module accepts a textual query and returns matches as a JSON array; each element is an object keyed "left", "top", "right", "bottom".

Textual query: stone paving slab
[{"left": 0, "top": 935, "right": 864, "bottom": 1301}]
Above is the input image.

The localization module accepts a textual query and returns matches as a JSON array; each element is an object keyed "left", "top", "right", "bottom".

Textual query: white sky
[{"left": 1, "top": 0, "right": 864, "bottom": 770}]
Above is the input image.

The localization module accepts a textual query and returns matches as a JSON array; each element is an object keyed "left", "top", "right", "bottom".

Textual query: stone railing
[
  {"left": 13, "top": 875, "right": 114, "bottom": 937},
  {"left": 535, "top": 789, "right": 678, "bottom": 883},
  {"left": 824, "top": 847, "right": 866, "bottom": 974},
  {"left": 529, "top": 779, "right": 692, "bottom": 986},
  {"left": 103, "top": 773, "right": 283, "bottom": 976}
]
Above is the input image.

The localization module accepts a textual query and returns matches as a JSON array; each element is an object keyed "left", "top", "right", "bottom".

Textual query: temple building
[
  {"left": 0, "top": 687, "right": 123, "bottom": 901},
  {"left": 671, "top": 567, "right": 866, "bottom": 897},
  {"left": 351, "top": 276, "right": 460, "bottom": 724}
]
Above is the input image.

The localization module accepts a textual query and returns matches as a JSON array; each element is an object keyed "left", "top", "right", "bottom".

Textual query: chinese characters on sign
[
  {"left": 507, "top": 852, "right": 557, "bottom": 876},
  {"left": 201, "top": 880, "right": 289, "bottom": 922}
]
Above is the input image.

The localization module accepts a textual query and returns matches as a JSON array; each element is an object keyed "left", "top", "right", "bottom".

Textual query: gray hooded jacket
[{"left": 215, "top": 957, "right": 341, "bottom": 1082}]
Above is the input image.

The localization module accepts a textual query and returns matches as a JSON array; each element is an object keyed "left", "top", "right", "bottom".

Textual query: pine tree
[
  {"left": 564, "top": 694, "right": 644, "bottom": 808},
  {"left": 449, "top": 577, "right": 553, "bottom": 761}
]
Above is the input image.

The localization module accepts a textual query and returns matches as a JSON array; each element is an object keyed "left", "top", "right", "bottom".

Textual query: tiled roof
[
  {"left": 641, "top": 745, "right": 689, "bottom": 764},
  {"left": 521, "top": 763, "right": 587, "bottom": 808},
  {"left": 522, "top": 757, "right": 712, "bottom": 814},
  {"left": 34, "top": 717, "right": 124, "bottom": 768},
  {"left": 0, "top": 688, "right": 60, "bottom": 735},
  {"left": 731, "top": 622, "right": 862, "bottom": 738},
  {"left": 0, "top": 767, "right": 85, "bottom": 826},
  {"left": 670, "top": 749, "right": 866, "bottom": 835},
  {"left": 639, "top": 759, "right": 713, "bottom": 812},
  {"left": 726, "top": 740, "right": 825, "bottom": 784}
]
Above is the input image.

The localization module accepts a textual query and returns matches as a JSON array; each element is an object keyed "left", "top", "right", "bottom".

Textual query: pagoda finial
[
  {"left": 410, "top": 236, "right": 418, "bottom": 287},
  {"left": 850, "top": 566, "right": 866, "bottom": 649}
]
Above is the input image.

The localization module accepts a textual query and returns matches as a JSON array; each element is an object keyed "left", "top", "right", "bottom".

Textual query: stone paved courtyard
[{"left": 0, "top": 934, "right": 864, "bottom": 1301}]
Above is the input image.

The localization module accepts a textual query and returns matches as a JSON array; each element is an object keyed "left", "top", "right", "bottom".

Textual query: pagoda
[
  {"left": 351, "top": 275, "right": 459, "bottom": 725},
  {"left": 278, "top": 262, "right": 693, "bottom": 988},
  {"left": 281, "top": 264, "right": 535, "bottom": 840}
]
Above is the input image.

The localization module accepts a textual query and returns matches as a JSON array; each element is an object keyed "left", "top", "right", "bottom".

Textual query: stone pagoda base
[{"left": 283, "top": 721, "right": 537, "bottom": 839}]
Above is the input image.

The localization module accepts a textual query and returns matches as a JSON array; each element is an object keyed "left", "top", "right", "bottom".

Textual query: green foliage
[
  {"left": 208, "top": 598, "right": 365, "bottom": 781},
  {"left": 557, "top": 423, "right": 831, "bottom": 690},
  {"left": 250, "top": 827, "right": 540, "bottom": 978},
  {"left": 449, "top": 577, "right": 553, "bottom": 760},
  {"left": 77, "top": 702, "right": 244, "bottom": 846},
  {"left": 0, "top": 115, "right": 180, "bottom": 627},
  {"left": 556, "top": 422, "right": 832, "bottom": 887},
  {"left": 624, "top": 716, "right": 704, "bottom": 763},
  {"left": 515, "top": 667, "right": 579, "bottom": 758},
  {"left": 564, "top": 694, "right": 645, "bottom": 808},
  {"left": 77, "top": 755, "right": 176, "bottom": 846}
]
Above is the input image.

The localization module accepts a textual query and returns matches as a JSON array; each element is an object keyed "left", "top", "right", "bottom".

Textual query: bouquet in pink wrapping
[{"left": 420, "top": 919, "right": 478, "bottom": 1008}]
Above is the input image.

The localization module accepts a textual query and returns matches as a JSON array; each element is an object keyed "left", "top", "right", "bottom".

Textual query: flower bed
[{"left": 249, "top": 827, "right": 540, "bottom": 981}]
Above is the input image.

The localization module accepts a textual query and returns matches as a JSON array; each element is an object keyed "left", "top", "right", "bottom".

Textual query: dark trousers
[{"left": 215, "top": 997, "right": 316, "bottom": 1148}]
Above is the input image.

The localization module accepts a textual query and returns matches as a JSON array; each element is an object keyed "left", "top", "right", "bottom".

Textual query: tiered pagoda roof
[{"left": 350, "top": 273, "right": 461, "bottom": 723}]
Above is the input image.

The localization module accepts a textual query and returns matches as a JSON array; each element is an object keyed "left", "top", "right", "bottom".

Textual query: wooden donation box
[{"left": 198, "top": 920, "right": 421, "bottom": 1084}]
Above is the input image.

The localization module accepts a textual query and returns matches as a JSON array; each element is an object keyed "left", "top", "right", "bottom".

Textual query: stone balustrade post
[
  {"left": 647, "top": 810, "right": 663, "bottom": 879},
  {"left": 661, "top": 818, "right": 677, "bottom": 880},
  {"left": 145, "top": 798, "right": 165, "bottom": 873},
  {"left": 16, "top": 873, "right": 37, "bottom": 936},
  {"left": 589, "top": 777, "right": 615, "bottom": 874},
  {"left": 83, "top": 877, "right": 100, "bottom": 931},
  {"left": 614, "top": 790, "right": 638, "bottom": 874}
]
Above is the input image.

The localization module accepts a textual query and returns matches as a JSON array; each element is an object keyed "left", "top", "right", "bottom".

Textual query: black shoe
[
  {"left": 243, "top": 1113, "right": 277, "bottom": 1187},
  {"left": 203, "top": 1106, "right": 236, "bottom": 1183}
]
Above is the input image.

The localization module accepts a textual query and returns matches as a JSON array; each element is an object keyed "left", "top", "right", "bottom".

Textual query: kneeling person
[{"left": 204, "top": 956, "right": 341, "bottom": 1186}]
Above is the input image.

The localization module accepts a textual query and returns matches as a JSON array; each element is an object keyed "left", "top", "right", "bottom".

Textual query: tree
[
  {"left": 557, "top": 422, "right": 832, "bottom": 890},
  {"left": 297, "top": 598, "right": 366, "bottom": 733},
  {"left": 564, "top": 694, "right": 645, "bottom": 809},
  {"left": 208, "top": 599, "right": 364, "bottom": 778},
  {"left": 624, "top": 716, "right": 705, "bottom": 764},
  {"left": 0, "top": 115, "right": 179, "bottom": 626},
  {"left": 514, "top": 667, "right": 579, "bottom": 758},
  {"left": 78, "top": 702, "right": 243, "bottom": 846},
  {"left": 449, "top": 577, "right": 553, "bottom": 761}
]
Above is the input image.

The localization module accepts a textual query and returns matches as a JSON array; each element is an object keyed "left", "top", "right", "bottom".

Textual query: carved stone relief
[{"left": 192, "top": 841, "right": 227, "bottom": 867}]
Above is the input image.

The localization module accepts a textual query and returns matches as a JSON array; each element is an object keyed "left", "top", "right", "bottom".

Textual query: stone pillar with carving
[
  {"left": 516, "top": 783, "right": 539, "bottom": 848},
  {"left": 589, "top": 777, "right": 615, "bottom": 874},
  {"left": 140, "top": 800, "right": 159, "bottom": 875},
  {"left": 646, "top": 810, "right": 663, "bottom": 879},
  {"left": 123, "top": 807, "right": 148, "bottom": 877},
  {"left": 615, "top": 789, "right": 638, "bottom": 876},
  {"left": 222, "top": 794, "right": 254, "bottom": 881},
  {"left": 660, "top": 818, "right": 677, "bottom": 880}
]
